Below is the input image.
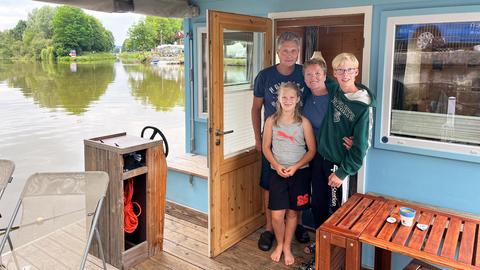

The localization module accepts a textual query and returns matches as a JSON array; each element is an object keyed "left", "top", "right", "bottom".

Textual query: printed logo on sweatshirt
[{"left": 331, "top": 96, "right": 355, "bottom": 122}]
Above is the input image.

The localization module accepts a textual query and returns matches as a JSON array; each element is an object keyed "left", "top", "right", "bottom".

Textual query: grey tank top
[{"left": 272, "top": 121, "right": 308, "bottom": 168}]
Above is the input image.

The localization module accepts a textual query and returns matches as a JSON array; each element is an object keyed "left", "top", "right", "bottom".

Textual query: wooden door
[{"left": 208, "top": 10, "right": 272, "bottom": 256}]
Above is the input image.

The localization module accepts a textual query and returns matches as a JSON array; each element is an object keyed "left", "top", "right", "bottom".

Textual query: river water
[{"left": 0, "top": 60, "right": 187, "bottom": 225}]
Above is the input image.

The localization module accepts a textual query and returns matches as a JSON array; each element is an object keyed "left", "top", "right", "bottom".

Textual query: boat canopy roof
[{"left": 34, "top": 0, "right": 199, "bottom": 18}]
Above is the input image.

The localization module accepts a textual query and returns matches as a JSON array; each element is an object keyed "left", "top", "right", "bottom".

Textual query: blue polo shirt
[{"left": 253, "top": 64, "right": 307, "bottom": 120}]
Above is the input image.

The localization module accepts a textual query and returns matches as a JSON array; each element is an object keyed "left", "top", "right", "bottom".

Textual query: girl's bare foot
[
  {"left": 283, "top": 247, "right": 294, "bottom": 265},
  {"left": 270, "top": 245, "right": 283, "bottom": 262}
]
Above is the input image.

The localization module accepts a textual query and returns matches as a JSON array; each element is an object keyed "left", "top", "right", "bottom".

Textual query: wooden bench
[
  {"left": 317, "top": 193, "right": 480, "bottom": 270},
  {"left": 167, "top": 153, "right": 208, "bottom": 179}
]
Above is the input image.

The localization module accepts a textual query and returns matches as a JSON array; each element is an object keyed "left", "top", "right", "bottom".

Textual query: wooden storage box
[{"left": 84, "top": 132, "right": 167, "bottom": 269}]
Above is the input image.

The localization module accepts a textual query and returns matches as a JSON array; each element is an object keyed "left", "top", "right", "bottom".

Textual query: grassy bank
[
  {"left": 224, "top": 58, "right": 246, "bottom": 66},
  {"left": 57, "top": 52, "right": 116, "bottom": 63},
  {"left": 119, "top": 52, "right": 184, "bottom": 64}
]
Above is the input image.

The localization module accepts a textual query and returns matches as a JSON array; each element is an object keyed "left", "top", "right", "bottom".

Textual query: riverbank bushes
[{"left": 57, "top": 52, "right": 116, "bottom": 63}]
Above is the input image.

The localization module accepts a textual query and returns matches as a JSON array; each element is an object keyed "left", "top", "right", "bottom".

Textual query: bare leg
[
  {"left": 264, "top": 189, "right": 273, "bottom": 232},
  {"left": 271, "top": 209, "right": 286, "bottom": 262},
  {"left": 283, "top": 210, "right": 297, "bottom": 265}
]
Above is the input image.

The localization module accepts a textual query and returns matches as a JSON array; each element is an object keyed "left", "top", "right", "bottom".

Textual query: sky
[{"left": 0, "top": 0, "right": 145, "bottom": 46}]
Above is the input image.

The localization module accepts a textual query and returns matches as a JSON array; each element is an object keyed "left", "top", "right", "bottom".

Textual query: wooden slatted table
[{"left": 316, "top": 193, "right": 480, "bottom": 270}]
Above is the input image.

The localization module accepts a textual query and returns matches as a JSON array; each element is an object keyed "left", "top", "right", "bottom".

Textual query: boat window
[{"left": 381, "top": 13, "right": 480, "bottom": 157}]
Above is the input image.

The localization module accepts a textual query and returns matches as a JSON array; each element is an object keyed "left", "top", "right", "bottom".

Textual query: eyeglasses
[
  {"left": 334, "top": 68, "right": 357, "bottom": 75},
  {"left": 305, "top": 72, "right": 324, "bottom": 78}
]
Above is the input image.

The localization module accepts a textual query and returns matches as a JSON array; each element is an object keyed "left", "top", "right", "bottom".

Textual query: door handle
[
  {"left": 215, "top": 129, "right": 234, "bottom": 136},
  {"left": 215, "top": 129, "right": 233, "bottom": 145}
]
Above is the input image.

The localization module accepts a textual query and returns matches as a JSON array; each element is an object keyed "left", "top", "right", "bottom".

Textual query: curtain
[{"left": 304, "top": 26, "right": 319, "bottom": 61}]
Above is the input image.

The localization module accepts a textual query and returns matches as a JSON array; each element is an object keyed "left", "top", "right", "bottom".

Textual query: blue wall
[
  {"left": 167, "top": 170, "right": 208, "bottom": 213},
  {"left": 185, "top": 0, "right": 480, "bottom": 268}
]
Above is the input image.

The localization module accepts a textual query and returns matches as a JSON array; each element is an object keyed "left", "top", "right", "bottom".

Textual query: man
[{"left": 251, "top": 31, "right": 309, "bottom": 252}]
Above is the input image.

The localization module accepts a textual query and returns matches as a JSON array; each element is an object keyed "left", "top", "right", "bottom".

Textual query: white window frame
[
  {"left": 197, "top": 26, "right": 208, "bottom": 119},
  {"left": 381, "top": 12, "right": 480, "bottom": 157},
  {"left": 197, "top": 27, "right": 263, "bottom": 118}
]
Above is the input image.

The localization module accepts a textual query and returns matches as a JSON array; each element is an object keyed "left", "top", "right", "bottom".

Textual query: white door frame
[{"left": 268, "top": 6, "right": 373, "bottom": 194}]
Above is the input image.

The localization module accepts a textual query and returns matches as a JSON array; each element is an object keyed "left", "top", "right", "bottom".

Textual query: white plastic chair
[
  {"left": 0, "top": 160, "right": 15, "bottom": 207},
  {"left": 0, "top": 159, "right": 15, "bottom": 266},
  {"left": 0, "top": 171, "right": 109, "bottom": 270}
]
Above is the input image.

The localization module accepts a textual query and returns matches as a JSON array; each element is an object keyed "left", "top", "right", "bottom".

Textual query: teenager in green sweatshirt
[{"left": 311, "top": 53, "right": 376, "bottom": 228}]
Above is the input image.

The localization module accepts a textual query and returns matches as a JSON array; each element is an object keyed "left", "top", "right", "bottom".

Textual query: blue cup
[{"left": 399, "top": 207, "right": 416, "bottom": 227}]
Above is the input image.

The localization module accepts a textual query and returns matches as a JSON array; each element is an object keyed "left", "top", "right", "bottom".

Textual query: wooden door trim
[{"left": 208, "top": 10, "right": 272, "bottom": 257}]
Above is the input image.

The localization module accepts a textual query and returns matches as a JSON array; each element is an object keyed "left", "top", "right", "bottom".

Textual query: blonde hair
[
  {"left": 272, "top": 82, "right": 303, "bottom": 126},
  {"left": 303, "top": 58, "right": 327, "bottom": 74},
  {"left": 332, "top": 53, "right": 359, "bottom": 69}
]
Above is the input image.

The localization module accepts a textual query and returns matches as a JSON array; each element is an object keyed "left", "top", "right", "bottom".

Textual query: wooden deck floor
[
  {"left": 1, "top": 221, "right": 117, "bottom": 270},
  {"left": 1, "top": 203, "right": 314, "bottom": 270},
  {"left": 133, "top": 204, "right": 315, "bottom": 270}
]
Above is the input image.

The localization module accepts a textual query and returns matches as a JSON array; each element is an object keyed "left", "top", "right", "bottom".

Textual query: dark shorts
[
  {"left": 268, "top": 167, "right": 311, "bottom": 211},
  {"left": 259, "top": 153, "right": 271, "bottom": 190}
]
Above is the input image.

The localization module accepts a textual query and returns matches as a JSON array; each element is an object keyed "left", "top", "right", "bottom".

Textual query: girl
[{"left": 262, "top": 82, "right": 316, "bottom": 266}]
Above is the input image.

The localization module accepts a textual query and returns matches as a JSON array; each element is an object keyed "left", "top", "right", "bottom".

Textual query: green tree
[
  {"left": 52, "top": 6, "right": 114, "bottom": 56},
  {"left": 0, "top": 31, "right": 14, "bottom": 59},
  {"left": 145, "top": 17, "right": 183, "bottom": 45},
  {"left": 22, "top": 6, "right": 56, "bottom": 60},
  {"left": 124, "top": 20, "right": 156, "bottom": 52},
  {"left": 23, "top": 6, "right": 55, "bottom": 46},
  {"left": 10, "top": 20, "right": 27, "bottom": 41}
]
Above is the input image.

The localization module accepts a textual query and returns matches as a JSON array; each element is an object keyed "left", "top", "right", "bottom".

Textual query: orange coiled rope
[{"left": 124, "top": 179, "right": 142, "bottom": 233}]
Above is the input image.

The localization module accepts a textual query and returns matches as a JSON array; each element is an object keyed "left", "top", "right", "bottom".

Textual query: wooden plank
[
  {"left": 324, "top": 194, "right": 362, "bottom": 227},
  {"left": 318, "top": 230, "right": 332, "bottom": 270},
  {"left": 351, "top": 200, "right": 385, "bottom": 234},
  {"left": 361, "top": 236, "right": 477, "bottom": 270},
  {"left": 363, "top": 203, "right": 395, "bottom": 237},
  {"left": 338, "top": 198, "right": 372, "bottom": 230},
  {"left": 151, "top": 252, "right": 203, "bottom": 270},
  {"left": 392, "top": 210, "right": 419, "bottom": 246},
  {"left": 122, "top": 166, "right": 148, "bottom": 180},
  {"left": 345, "top": 239, "right": 361, "bottom": 270},
  {"left": 164, "top": 218, "right": 208, "bottom": 244},
  {"left": 166, "top": 214, "right": 208, "bottom": 233},
  {"left": 374, "top": 247, "right": 391, "bottom": 270},
  {"left": 440, "top": 217, "right": 461, "bottom": 259},
  {"left": 147, "top": 145, "right": 167, "bottom": 256},
  {"left": 163, "top": 227, "right": 209, "bottom": 257},
  {"left": 377, "top": 206, "right": 400, "bottom": 241},
  {"left": 423, "top": 215, "right": 448, "bottom": 255},
  {"left": 163, "top": 240, "right": 232, "bottom": 270},
  {"left": 476, "top": 225, "right": 480, "bottom": 266},
  {"left": 458, "top": 221, "right": 476, "bottom": 265},
  {"left": 167, "top": 154, "right": 208, "bottom": 179},
  {"left": 123, "top": 242, "right": 149, "bottom": 269},
  {"left": 407, "top": 212, "right": 433, "bottom": 250},
  {"left": 165, "top": 201, "right": 208, "bottom": 228}
]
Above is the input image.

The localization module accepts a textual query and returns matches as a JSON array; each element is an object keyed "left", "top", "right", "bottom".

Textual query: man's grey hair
[{"left": 276, "top": 32, "right": 301, "bottom": 48}]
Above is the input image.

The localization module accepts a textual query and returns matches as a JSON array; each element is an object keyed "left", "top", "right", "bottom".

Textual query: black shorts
[{"left": 268, "top": 167, "right": 311, "bottom": 211}]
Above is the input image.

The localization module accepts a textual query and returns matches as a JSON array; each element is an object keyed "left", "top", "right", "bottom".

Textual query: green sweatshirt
[{"left": 317, "top": 79, "right": 376, "bottom": 180}]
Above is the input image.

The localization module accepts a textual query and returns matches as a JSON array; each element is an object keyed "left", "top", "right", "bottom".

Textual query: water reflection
[
  {"left": 124, "top": 64, "right": 185, "bottom": 111},
  {"left": 0, "top": 61, "right": 186, "bottom": 114},
  {"left": 0, "top": 61, "right": 114, "bottom": 114},
  {"left": 0, "top": 60, "right": 185, "bottom": 227}
]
